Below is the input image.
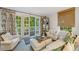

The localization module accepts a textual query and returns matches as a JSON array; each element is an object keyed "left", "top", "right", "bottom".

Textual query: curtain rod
[{"left": 0, "top": 7, "right": 42, "bottom": 17}]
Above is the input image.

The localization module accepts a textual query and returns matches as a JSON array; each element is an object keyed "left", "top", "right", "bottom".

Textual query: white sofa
[
  {"left": 46, "top": 30, "right": 68, "bottom": 40},
  {"left": 46, "top": 32, "right": 57, "bottom": 40},
  {"left": 46, "top": 30, "right": 58, "bottom": 40},
  {"left": 42, "top": 39, "right": 65, "bottom": 51},
  {"left": 30, "top": 38, "right": 52, "bottom": 51},
  {"left": 63, "top": 42, "right": 74, "bottom": 51},
  {"left": 0, "top": 33, "right": 20, "bottom": 51},
  {"left": 30, "top": 30, "right": 68, "bottom": 51}
]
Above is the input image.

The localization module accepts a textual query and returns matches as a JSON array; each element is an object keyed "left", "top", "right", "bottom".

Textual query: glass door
[
  {"left": 35, "top": 17, "right": 40, "bottom": 36},
  {"left": 23, "top": 16, "right": 29, "bottom": 36},
  {"left": 16, "top": 16, "right": 22, "bottom": 35},
  {"left": 15, "top": 15, "right": 41, "bottom": 37},
  {"left": 30, "top": 16, "right": 35, "bottom": 36}
]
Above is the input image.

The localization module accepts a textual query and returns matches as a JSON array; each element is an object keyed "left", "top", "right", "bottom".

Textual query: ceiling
[{"left": 7, "top": 7, "right": 70, "bottom": 16}]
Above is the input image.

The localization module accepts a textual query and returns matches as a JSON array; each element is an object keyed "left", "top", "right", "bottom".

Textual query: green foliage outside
[{"left": 16, "top": 16, "right": 39, "bottom": 35}]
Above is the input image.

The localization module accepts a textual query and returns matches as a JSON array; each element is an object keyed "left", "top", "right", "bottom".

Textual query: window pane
[
  {"left": 16, "top": 16, "right": 21, "bottom": 35},
  {"left": 24, "top": 17, "right": 29, "bottom": 35},
  {"left": 30, "top": 16, "right": 35, "bottom": 36}
]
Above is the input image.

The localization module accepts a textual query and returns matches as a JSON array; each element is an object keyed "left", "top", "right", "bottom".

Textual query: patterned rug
[
  {"left": 23, "top": 37, "right": 30, "bottom": 45},
  {"left": 23, "top": 36, "right": 41, "bottom": 45}
]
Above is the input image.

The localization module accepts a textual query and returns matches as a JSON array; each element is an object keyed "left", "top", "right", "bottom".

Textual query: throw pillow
[
  {"left": 0, "top": 36, "right": 4, "bottom": 41},
  {"left": 6, "top": 33, "right": 13, "bottom": 40},
  {"left": 75, "top": 36, "right": 79, "bottom": 47},
  {"left": 57, "top": 31, "right": 67, "bottom": 40},
  {"left": 0, "top": 32, "right": 6, "bottom": 41},
  {"left": 63, "top": 42, "right": 74, "bottom": 51},
  {"left": 1, "top": 33, "right": 12, "bottom": 41}
]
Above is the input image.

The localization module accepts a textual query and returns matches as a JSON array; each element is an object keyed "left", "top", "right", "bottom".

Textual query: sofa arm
[{"left": 1, "top": 40, "right": 12, "bottom": 45}]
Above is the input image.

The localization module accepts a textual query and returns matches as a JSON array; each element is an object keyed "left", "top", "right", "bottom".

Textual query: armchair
[
  {"left": 30, "top": 38, "right": 52, "bottom": 51},
  {"left": 0, "top": 33, "right": 20, "bottom": 51}
]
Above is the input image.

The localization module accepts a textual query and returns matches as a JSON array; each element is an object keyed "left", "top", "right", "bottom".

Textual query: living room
[{"left": 0, "top": 7, "right": 79, "bottom": 51}]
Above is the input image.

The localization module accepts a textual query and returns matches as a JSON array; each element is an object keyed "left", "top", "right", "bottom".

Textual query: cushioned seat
[
  {"left": 42, "top": 40, "right": 65, "bottom": 51},
  {"left": 0, "top": 33, "right": 20, "bottom": 51},
  {"left": 63, "top": 42, "right": 74, "bottom": 51},
  {"left": 30, "top": 38, "right": 52, "bottom": 51}
]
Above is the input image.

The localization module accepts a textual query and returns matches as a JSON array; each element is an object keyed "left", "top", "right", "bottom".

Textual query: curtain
[{"left": 1, "top": 9, "right": 16, "bottom": 35}]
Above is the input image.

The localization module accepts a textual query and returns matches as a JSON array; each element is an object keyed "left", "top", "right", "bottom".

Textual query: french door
[
  {"left": 16, "top": 16, "right": 22, "bottom": 35},
  {"left": 16, "top": 15, "right": 40, "bottom": 37},
  {"left": 30, "top": 16, "right": 40, "bottom": 36},
  {"left": 35, "top": 17, "right": 40, "bottom": 36},
  {"left": 30, "top": 16, "right": 35, "bottom": 36},
  {"left": 23, "top": 16, "right": 30, "bottom": 37}
]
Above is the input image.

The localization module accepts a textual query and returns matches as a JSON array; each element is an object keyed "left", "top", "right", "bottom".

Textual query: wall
[
  {"left": 72, "top": 7, "right": 79, "bottom": 35},
  {"left": 49, "top": 7, "right": 79, "bottom": 35},
  {"left": 49, "top": 12, "right": 60, "bottom": 33},
  {"left": 0, "top": 10, "right": 3, "bottom": 33}
]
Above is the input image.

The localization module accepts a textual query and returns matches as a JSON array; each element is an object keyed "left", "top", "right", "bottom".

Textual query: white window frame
[{"left": 15, "top": 13, "right": 41, "bottom": 38}]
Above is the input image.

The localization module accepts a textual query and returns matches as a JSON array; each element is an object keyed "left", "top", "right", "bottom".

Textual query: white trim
[
  {"left": 15, "top": 13, "right": 41, "bottom": 38},
  {"left": 22, "top": 14, "right": 30, "bottom": 37}
]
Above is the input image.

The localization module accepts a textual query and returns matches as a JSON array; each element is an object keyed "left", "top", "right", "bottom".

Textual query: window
[
  {"left": 30, "top": 16, "right": 35, "bottom": 36},
  {"left": 60, "top": 27, "right": 72, "bottom": 32},
  {"left": 16, "top": 16, "right": 21, "bottom": 35},
  {"left": 24, "top": 17, "right": 29, "bottom": 36},
  {"left": 36, "top": 17, "right": 40, "bottom": 35},
  {"left": 16, "top": 15, "right": 40, "bottom": 37}
]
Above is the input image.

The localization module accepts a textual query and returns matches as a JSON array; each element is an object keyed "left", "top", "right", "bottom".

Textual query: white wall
[
  {"left": 0, "top": 10, "right": 3, "bottom": 33},
  {"left": 49, "top": 7, "right": 79, "bottom": 35},
  {"left": 72, "top": 7, "right": 79, "bottom": 35},
  {"left": 49, "top": 12, "right": 60, "bottom": 33}
]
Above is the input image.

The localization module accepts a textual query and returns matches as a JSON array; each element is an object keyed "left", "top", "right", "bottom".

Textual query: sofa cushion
[
  {"left": 30, "top": 38, "right": 46, "bottom": 51},
  {"left": 75, "top": 36, "right": 79, "bottom": 47},
  {"left": 30, "top": 37, "right": 52, "bottom": 51},
  {"left": 46, "top": 32, "right": 57, "bottom": 40},
  {"left": 63, "top": 42, "right": 74, "bottom": 51},
  {"left": 53, "top": 46, "right": 64, "bottom": 51},
  {"left": 42, "top": 40, "right": 65, "bottom": 51},
  {"left": 45, "top": 38, "right": 52, "bottom": 45},
  {"left": 1, "top": 37, "right": 20, "bottom": 50},
  {"left": 57, "top": 31, "right": 67, "bottom": 40},
  {"left": 5, "top": 33, "right": 13, "bottom": 40},
  {"left": 1, "top": 40, "right": 12, "bottom": 45},
  {"left": 0, "top": 32, "right": 6, "bottom": 41},
  {"left": 1, "top": 33, "right": 12, "bottom": 41}
]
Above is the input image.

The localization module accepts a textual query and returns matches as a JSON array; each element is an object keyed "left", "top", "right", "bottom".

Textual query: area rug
[{"left": 23, "top": 37, "right": 30, "bottom": 45}]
